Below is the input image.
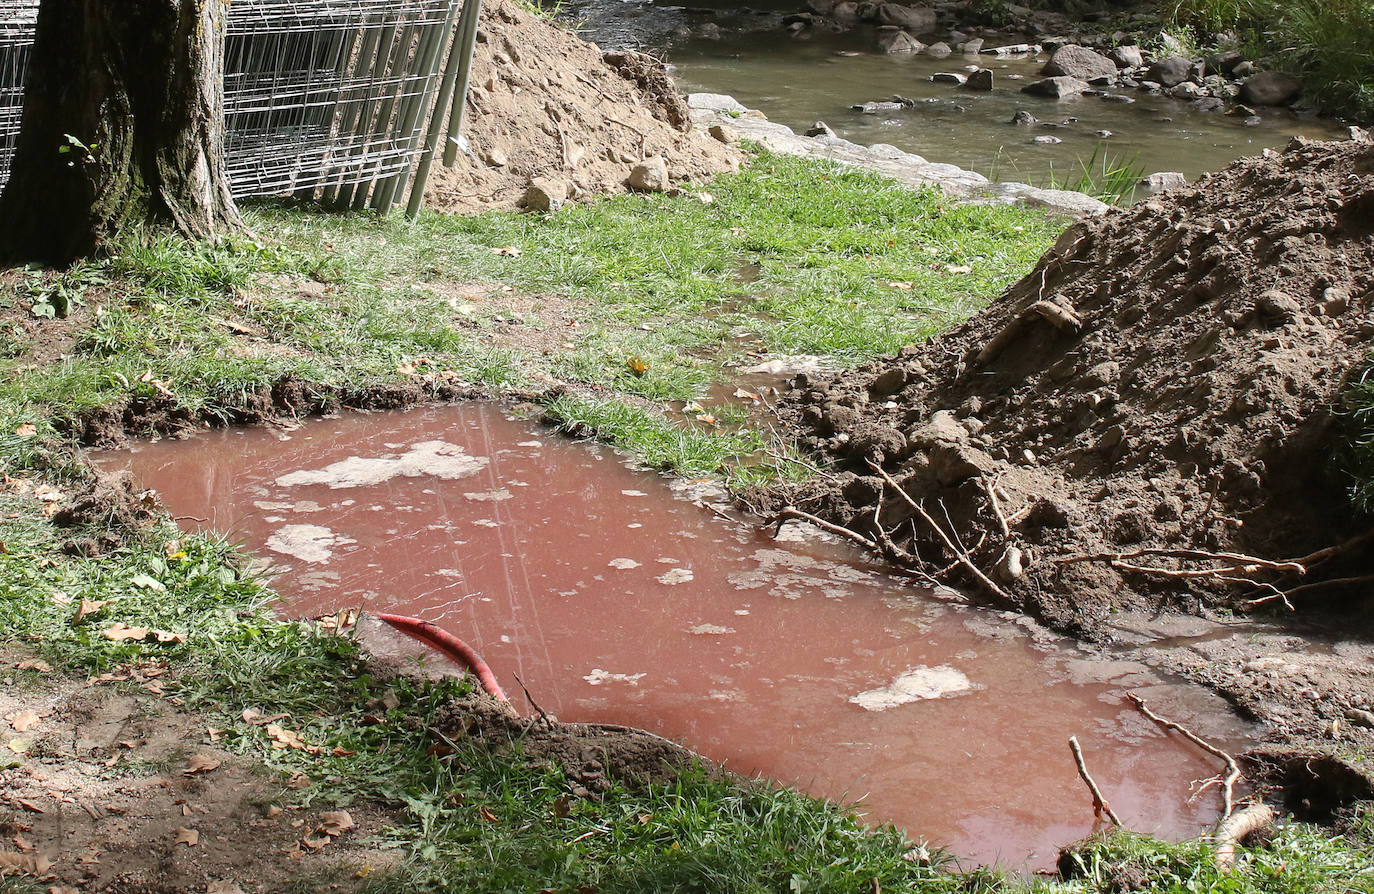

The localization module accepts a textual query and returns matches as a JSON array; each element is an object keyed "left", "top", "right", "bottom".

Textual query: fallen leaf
[
  {"left": 300, "top": 835, "right": 330, "bottom": 850},
  {"left": 14, "top": 423, "right": 36, "bottom": 438},
  {"left": 478, "top": 806, "right": 498, "bottom": 822},
  {"left": 138, "top": 369, "right": 154, "bottom": 383},
  {"left": 32, "top": 486, "right": 63, "bottom": 503},
  {"left": 7, "top": 739, "right": 28, "bottom": 755},
  {"left": 625, "top": 356, "right": 650, "bottom": 376},
  {"left": 732, "top": 388, "right": 761, "bottom": 403},
  {"left": 887, "top": 281, "right": 914, "bottom": 290},
  {"left": 183, "top": 754, "right": 221, "bottom": 775},
  {"left": 102, "top": 623, "right": 150, "bottom": 642},
  {"left": 206, "top": 728, "right": 223, "bottom": 742},
  {"left": 331, "top": 746, "right": 355, "bottom": 757},
  {"left": 16, "top": 659, "right": 51, "bottom": 673},
  {"left": 491, "top": 246, "right": 522, "bottom": 257},
  {"left": 945, "top": 264, "right": 973, "bottom": 275},
  {"left": 318, "top": 810, "right": 355, "bottom": 836},
  {"left": 6, "top": 710, "right": 40, "bottom": 733},
  {"left": 174, "top": 827, "right": 199, "bottom": 847},
  {"left": 242, "top": 708, "right": 290, "bottom": 726},
  {"left": 71, "top": 598, "right": 107, "bottom": 623},
  {"left": 694, "top": 414, "right": 716, "bottom": 425},
  {"left": 49, "top": 885, "right": 80, "bottom": 894},
  {"left": 129, "top": 573, "right": 166, "bottom": 592},
  {"left": 553, "top": 794, "right": 572, "bottom": 818},
  {"left": 152, "top": 630, "right": 186, "bottom": 644},
  {"left": 0, "top": 851, "right": 51, "bottom": 877},
  {"left": 11, "top": 834, "right": 32, "bottom": 852},
  {"left": 285, "top": 771, "right": 312, "bottom": 789}
]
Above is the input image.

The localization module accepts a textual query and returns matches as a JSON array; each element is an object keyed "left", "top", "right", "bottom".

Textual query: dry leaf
[
  {"left": 491, "top": 246, "right": 522, "bottom": 257},
  {"left": 49, "top": 885, "right": 80, "bottom": 894},
  {"left": 6, "top": 710, "right": 40, "bottom": 733},
  {"left": 11, "top": 834, "right": 32, "bottom": 852},
  {"left": 0, "top": 851, "right": 51, "bottom": 877},
  {"left": 183, "top": 754, "right": 221, "bottom": 775},
  {"left": 318, "top": 810, "right": 355, "bottom": 836},
  {"left": 625, "top": 356, "right": 650, "bottom": 376},
  {"left": 553, "top": 794, "right": 572, "bottom": 818},
  {"left": 945, "top": 264, "right": 973, "bottom": 274},
  {"left": 14, "top": 423, "right": 36, "bottom": 438},
  {"left": 72, "top": 597, "right": 108, "bottom": 624},
  {"left": 300, "top": 835, "right": 330, "bottom": 851},
  {"left": 153, "top": 630, "right": 187, "bottom": 644},
  {"left": 242, "top": 708, "right": 289, "bottom": 726},
  {"left": 887, "top": 281, "right": 914, "bottom": 290},
  {"left": 206, "top": 882, "right": 246, "bottom": 894},
  {"left": 266, "top": 724, "right": 320, "bottom": 754},
  {"left": 174, "top": 828, "right": 199, "bottom": 847},
  {"left": 478, "top": 806, "right": 498, "bottom": 822},
  {"left": 694, "top": 413, "right": 717, "bottom": 425},
  {"left": 16, "top": 659, "right": 51, "bottom": 673},
  {"left": 331, "top": 746, "right": 355, "bottom": 757},
  {"left": 103, "top": 623, "right": 150, "bottom": 642},
  {"left": 732, "top": 388, "right": 760, "bottom": 403}
]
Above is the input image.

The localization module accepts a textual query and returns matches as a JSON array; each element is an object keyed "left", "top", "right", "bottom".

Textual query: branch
[
  {"left": 772, "top": 507, "right": 877, "bottom": 551},
  {"left": 1068, "top": 736, "right": 1122, "bottom": 827},
  {"left": 1128, "top": 693, "right": 1241, "bottom": 820},
  {"left": 868, "top": 463, "right": 1013, "bottom": 602}
]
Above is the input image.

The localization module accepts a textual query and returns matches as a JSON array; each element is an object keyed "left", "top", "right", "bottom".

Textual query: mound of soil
[
  {"left": 421, "top": 0, "right": 739, "bottom": 213},
  {"left": 769, "top": 137, "right": 1374, "bottom": 635}
]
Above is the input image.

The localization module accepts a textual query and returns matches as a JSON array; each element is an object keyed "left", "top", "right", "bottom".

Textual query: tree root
[
  {"left": 1068, "top": 736, "right": 1122, "bottom": 828},
  {"left": 1214, "top": 802, "right": 1275, "bottom": 873},
  {"left": 1128, "top": 693, "right": 1241, "bottom": 821}
]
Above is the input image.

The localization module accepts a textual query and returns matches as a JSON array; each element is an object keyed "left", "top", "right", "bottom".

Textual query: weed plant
[{"left": 1344, "top": 357, "right": 1374, "bottom": 514}]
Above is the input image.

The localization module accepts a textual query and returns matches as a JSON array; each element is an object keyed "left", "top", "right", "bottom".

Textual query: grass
[
  {"left": 1168, "top": 0, "right": 1374, "bottom": 120},
  {"left": 992, "top": 145, "right": 1144, "bottom": 207},
  {"left": 1344, "top": 357, "right": 1374, "bottom": 515}
]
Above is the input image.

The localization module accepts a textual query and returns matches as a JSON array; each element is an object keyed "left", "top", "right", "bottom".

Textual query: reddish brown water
[{"left": 96, "top": 404, "right": 1255, "bottom": 868}]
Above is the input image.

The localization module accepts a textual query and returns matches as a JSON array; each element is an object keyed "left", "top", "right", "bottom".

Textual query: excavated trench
[{"left": 94, "top": 402, "right": 1258, "bottom": 869}]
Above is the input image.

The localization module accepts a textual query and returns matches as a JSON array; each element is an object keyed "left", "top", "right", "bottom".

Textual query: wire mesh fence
[{"left": 0, "top": 0, "right": 472, "bottom": 213}]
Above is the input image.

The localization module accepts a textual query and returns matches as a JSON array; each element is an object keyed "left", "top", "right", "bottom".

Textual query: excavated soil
[
  {"left": 421, "top": 0, "right": 740, "bottom": 213},
  {"left": 765, "top": 137, "right": 1374, "bottom": 762}
]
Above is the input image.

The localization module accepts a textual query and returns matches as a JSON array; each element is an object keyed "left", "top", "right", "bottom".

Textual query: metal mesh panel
[{"left": 0, "top": 0, "right": 458, "bottom": 202}]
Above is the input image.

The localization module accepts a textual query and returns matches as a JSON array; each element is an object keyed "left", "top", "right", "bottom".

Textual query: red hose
[{"left": 376, "top": 612, "right": 509, "bottom": 703}]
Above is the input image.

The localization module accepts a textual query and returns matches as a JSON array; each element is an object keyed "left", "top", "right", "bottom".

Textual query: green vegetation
[
  {"left": 991, "top": 145, "right": 1143, "bottom": 206},
  {"left": 1168, "top": 0, "right": 1374, "bottom": 120},
  {"left": 1345, "top": 358, "right": 1374, "bottom": 515}
]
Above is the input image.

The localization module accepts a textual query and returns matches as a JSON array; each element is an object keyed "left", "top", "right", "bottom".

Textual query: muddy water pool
[
  {"left": 96, "top": 404, "right": 1256, "bottom": 868},
  {"left": 666, "top": 28, "right": 1348, "bottom": 186}
]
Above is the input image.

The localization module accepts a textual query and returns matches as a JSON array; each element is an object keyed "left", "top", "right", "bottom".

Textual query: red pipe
[{"left": 376, "top": 612, "right": 509, "bottom": 703}]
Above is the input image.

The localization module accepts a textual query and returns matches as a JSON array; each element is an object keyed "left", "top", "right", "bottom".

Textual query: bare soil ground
[
  {"left": 762, "top": 137, "right": 1374, "bottom": 796},
  {"left": 421, "top": 0, "right": 740, "bottom": 213}
]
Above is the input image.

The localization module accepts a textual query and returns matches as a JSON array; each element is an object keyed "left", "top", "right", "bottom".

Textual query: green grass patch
[{"left": 1344, "top": 357, "right": 1374, "bottom": 515}]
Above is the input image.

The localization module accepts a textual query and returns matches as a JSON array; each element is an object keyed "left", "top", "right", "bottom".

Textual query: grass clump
[
  {"left": 1168, "top": 0, "right": 1374, "bottom": 120},
  {"left": 1344, "top": 358, "right": 1374, "bottom": 515}
]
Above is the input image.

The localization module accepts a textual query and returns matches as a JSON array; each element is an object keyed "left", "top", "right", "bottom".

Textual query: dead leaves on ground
[
  {"left": 174, "top": 827, "right": 200, "bottom": 847},
  {"left": 100, "top": 622, "right": 186, "bottom": 645},
  {"left": 5, "top": 710, "right": 42, "bottom": 733},
  {"left": 290, "top": 809, "right": 355, "bottom": 856},
  {"left": 183, "top": 754, "right": 221, "bottom": 775},
  {"left": 0, "top": 850, "right": 51, "bottom": 878}
]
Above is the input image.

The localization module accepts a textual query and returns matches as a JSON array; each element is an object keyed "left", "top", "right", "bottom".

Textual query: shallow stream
[{"left": 96, "top": 404, "right": 1257, "bottom": 868}]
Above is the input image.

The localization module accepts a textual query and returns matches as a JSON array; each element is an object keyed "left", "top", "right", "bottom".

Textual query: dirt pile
[
  {"left": 422, "top": 0, "right": 739, "bottom": 213},
  {"left": 769, "top": 137, "right": 1374, "bottom": 635}
]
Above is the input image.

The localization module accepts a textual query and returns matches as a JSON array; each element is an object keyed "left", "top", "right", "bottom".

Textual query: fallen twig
[
  {"left": 773, "top": 507, "right": 877, "bottom": 551},
  {"left": 1128, "top": 693, "right": 1241, "bottom": 820},
  {"left": 979, "top": 475, "right": 1011, "bottom": 539},
  {"left": 1068, "top": 736, "right": 1122, "bottom": 827},
  {"left": 514, "top": 673, "right": 552, "bottom": 726},
  {"left": 869, "top": 463, "right": 1013, "bottom": 602},
  {"left": 1058, "top": 547, "right": 1305, "bottom": 575}
]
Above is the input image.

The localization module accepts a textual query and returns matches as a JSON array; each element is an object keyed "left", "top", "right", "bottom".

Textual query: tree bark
[{"left": 0, "top": 0, "right": 242, "bottom": 266}]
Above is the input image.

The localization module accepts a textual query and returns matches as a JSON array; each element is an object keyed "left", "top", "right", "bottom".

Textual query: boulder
[
  {"left": 1109, "top": 44, "right": 1143, "bottom": 69},
  {"left": 831, "top": 1, "right": 859, "bottom": 24},
  {"left": 1240, "top": 71, "right": 1301, "bottom": 106},
  {"left": 1138, "top": 171, "right": 1187, "bottom": 193},
  {"left": 879, "top": 31, "right": 924, "bottom": 54},
  {"left": 523, "top": 177, "right": 568, "bottom": 212},
  {"left": 1020, "top": 76, "right": 1088, "bottom": 99},
  {"left": 1042, "top": 45, "right": 1117, "bottom": 81},
  {"left": 875, "top": 3, "right": 936, "bottom": 32},
  {"left": 805, "top": 121, "right": 837, "bottom": 138},
  {"left": 628, "top": 156, "right": 670, "bottom": 192},
  {"left": 924, "top": 41, "right": 952, "bottom": 56},
  {"left": 1145, "top": 56, "right": 1192, "bottom": 88},
  {"left": 959, "top": 38, "right": 984, "bottom": 54},
  {"left": 1011, "top": 109, "right": 1038, "bottom": 125},
  {"left": 807, "top": 0, "right": 838, "bottom": 13},
  {"left": 1168, "top": 82, "right": 1206, "bottom": 99},
  {"left": 932, "top": 72, "right": 967, "bottom": 85},
  {"left": 965, "top": 69, "right": 994, "bottom": 91},
  {"left": 1207, "top": 49, "right": 1243, "bottom": 75}
]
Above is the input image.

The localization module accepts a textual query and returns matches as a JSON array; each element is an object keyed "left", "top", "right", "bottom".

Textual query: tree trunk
[{"left": 0, "top": 0, "right": 242, "bottom": 266}]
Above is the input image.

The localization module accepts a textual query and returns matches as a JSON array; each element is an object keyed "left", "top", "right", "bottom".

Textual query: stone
[
  {"left": 875, "top": 3, "right": 936, "bottom": 32},
  {"left": 932, "top": 72, "right": 967, "bottom": 85},
  {"left": 831, "top": 1, "right": 859, "bottom": 23},
  {"left": 868, "top": 367, "right": 908, "bottom": 396},
  {"left": 1168, "top": 82, "right": 1206, "bottom": 99},
  {"left": 1138, "top": 171, "right": 1187, "bottom": 193},
  {"left": 1100, "top": 93, "right": 1134, "bottom": 104},
  {"left": 1020, "top": 76, "right": 1088, "bottom": 99},
  {"left": 1256, "top": 289, "right": 1301, "bottom": 323},
  {"left": 697, "top": 22, "right": 721, "bottom": 39},
  {"left": 1011, "top": 109, "right": 1038, "bottom": 126},
  {"left": 965, "top": 69, "right": 994, "bottom": 91},
  {"left": 924, "top": 41, "right": 952, "bottom": 57},
  {"left": 907, "top": 410, "right": 967, "bottom": 448},
  {"left": 1207, "top": 49, "right": 1243, "bottom": 75},
  {"left": 1240, "top": 71, "right": 1301, "bottom": 106},
  {"left": 1145, "top": 56, "right": 1192, "bottom": 88},
  {"left": 1109, "top": 44, "right": 1143, "bottom": 69},
  {"left": 879, "top": 31, "right": 924, "bottom": 54},
  {"left": 708, "top": 123, "right": 738, "bottom": 145},
  {"left": 1033, "top": 135, "right": 1062, "bottom": 144},
  {"left": 983, "top": 43, "right": 1040, "bottom": 56},
  {"left": 808, "top": 0, "right": 838, "bottom": 13},
  {"left": 628, "top": 156, "right": 670, "bottom": 192},
  {"left": 928, "top": 443, "right": 997, "bottom": 486},
  {"left": 1041, "top": 45, "right": 1117, "bottom": 81},
  {"left": 1232, "top": 60, "right": 1255, "bottom": 78},
  {"left": 853, "top": 100, "right": 905, "bottom": 113},
  {"left": 485, "top": 147, "right": 508, "bottom": 167},
  {"left": 1192, "top": 97, "right": 1226, "bottom": 112},
  {"left": 805, "top": 121, "right": 837, "bottom": 138},
  {"left": 959, "top": 38, "right": 984, "bottom": 54},
  {"left": 523, "top": 177, "right": 568, "bottom": 212}
]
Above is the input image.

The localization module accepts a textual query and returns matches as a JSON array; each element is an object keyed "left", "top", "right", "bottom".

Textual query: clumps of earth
[
  {"left": 768, "top": 137, "right": 1374, "bottom": 637},
  {"left": 421, "top": 0, "right": 740, "bottom": 213}
]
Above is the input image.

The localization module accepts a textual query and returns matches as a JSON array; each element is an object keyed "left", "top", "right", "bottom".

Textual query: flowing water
[
  {"left": 663, "top": 28, "right": 1349, "bottom": 187},
  {"left": 96, "top": 404, "right": 1257, "bottom": 869}
]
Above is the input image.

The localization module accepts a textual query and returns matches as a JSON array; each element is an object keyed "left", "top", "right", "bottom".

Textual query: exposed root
[
  {"left": 1128, "top": 693, "right": 1241, "bottom": 821},
  {"left": 1068, "top": 736, "right": 1123, "bottom": 828},
  {"left": 1213, "top": 802, "right": 1275, "bottom": 873}
]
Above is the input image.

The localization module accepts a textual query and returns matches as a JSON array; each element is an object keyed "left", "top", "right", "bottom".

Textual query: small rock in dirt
[
  {"left": 1145, "top": 57, "right": 1192, "bottom": 88},
  {"left": 1240, "top": 71, "right": 1301, "bottom": 106},
  {"left": 1020, "top": 76, "right": 1088, "bottom": 99},
  {"left": 1138, "top": 171, "right": 1187, "bottom": 193},
  {"left": 1346, "top": 709, "right": 1374, "bottom": 729},
  {"left": 868, "top": 367, "right": 909, "bottom": 397},
  {"left": 1041, "top": 45, "right": 1117, "bottom": 82},
  {"left": 850, "top": 423, "right": 909, "bottom": 464},
  {"left": 965, "top": 69, "right": 994, "bottom": 91},
  {"left": 485, "top": 147, "right": 508, "bottom": 167},
  {"left": 928, "top": 443, "right": 997, "bottom": 486},
  {"left": 708, "top": 123, "right": 738, "bottom": 145},
  {"left": 908, "top": 410, "right": 969, "bottom": 447},
  {"left": 1256, "top": 289, "right": 1301, "bottom": 323},
  {"left": 523, "top": 176, "right": 568, "bottom": 212},
  {"left": 628, "top": 156, "right": 670, "bottom": 192}
]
